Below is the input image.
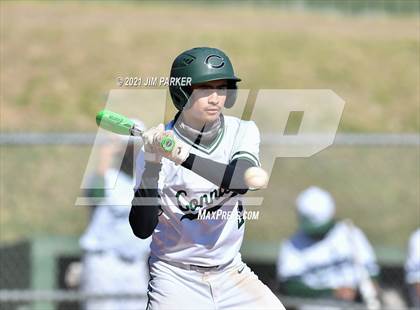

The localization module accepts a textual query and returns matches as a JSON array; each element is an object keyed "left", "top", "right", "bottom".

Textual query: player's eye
[{"left": 217, "top": 86, "right": 227, "bottom": 95}]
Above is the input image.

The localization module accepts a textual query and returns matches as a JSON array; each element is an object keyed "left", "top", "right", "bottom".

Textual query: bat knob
[{"left": 160, "top": 136, "right": 175, "bottom": 152}]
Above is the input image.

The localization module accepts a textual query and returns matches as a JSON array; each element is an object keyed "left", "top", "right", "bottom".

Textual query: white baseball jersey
[
  {"left": 277, "top": 221, "right": 379, "bottom": 289},
  {"left": 136, "top": 115, "right": 260, "bottom": 267},
  {"left": 405, "top": 229, "right": 420, "bottom": 284}
]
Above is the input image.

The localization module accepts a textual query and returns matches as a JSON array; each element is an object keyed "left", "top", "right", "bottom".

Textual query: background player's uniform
[
  {"left": 277, "top": 220, "right": 379, "bottom": 291},
  {"left": 136, "top": 116, "right": 284, "bottom": 309},
  {"left": 405, "top": 229, "right": 420, "bottom": 307},
  {"left": 80, "top": 168, "right": 151, "bottom": 310}
]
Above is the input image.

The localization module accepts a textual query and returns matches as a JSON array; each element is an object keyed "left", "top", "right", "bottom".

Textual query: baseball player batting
[{"left": 128, "top": 47, "right": 285, "bottom": 309}]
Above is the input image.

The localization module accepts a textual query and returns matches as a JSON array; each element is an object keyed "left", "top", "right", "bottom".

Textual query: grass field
[
  {"left": 0, "top": 2, "right": 419, "bottom": 248},
  {"left": 1, "top": 2, "right": 418, "bottom": 132}
]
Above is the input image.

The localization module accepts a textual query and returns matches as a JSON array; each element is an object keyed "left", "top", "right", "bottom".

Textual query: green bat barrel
[
  {"left": 95, "top": 109, "right": 175, "bottom": 152},
  {"left": 96, "top": 110, "right": 134, "bottom": 135}
]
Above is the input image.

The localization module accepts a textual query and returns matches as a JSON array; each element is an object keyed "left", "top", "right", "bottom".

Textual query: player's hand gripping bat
[{"left": 95, "top": 109, "right": 175, "bottom": 152}]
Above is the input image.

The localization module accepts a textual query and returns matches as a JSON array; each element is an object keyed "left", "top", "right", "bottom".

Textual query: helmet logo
[{"left": 205, "top": 55, "right": 225, "bottom": 69}]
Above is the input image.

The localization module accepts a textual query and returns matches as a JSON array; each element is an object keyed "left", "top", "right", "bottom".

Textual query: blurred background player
[
  {"left": 276, "top": 186, "right": 381, "bottom": 306},
  {"left": 405, "top": 228, "right": 420, "bottom": 308},
  {"left": 78, "top": 132, "right": 151, "bottom": 310}
]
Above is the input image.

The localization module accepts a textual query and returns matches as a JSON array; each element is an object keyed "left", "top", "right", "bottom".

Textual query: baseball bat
[{"left": 95, "top": 110, "right": 175, "bottom": 152}]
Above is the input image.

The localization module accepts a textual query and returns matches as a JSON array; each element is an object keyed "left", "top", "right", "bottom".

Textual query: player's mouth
[{"left": 205, "top": 108, "right": 220, "bottom": 115}]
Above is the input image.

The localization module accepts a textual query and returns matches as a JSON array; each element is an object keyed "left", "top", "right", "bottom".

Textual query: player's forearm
[
  {"left": 130, "top": 161, "right": 161, "bottom": 239},
  {"left": 181, "top": 154, "right": 255, "bottom": 194}
]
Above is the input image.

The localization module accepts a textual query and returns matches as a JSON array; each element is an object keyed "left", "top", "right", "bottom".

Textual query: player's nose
[{"left": 208, "top": 91, "right": 219, "bottom": 105}]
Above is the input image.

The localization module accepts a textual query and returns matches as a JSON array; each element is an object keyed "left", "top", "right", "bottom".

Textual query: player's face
[{"left": 183, "top": 80, "right": 228, "bottom": 128}]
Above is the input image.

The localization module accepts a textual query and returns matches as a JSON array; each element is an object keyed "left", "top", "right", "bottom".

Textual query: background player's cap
[{"left": 296, "top": 186, "right": 335, "bottom": 233}]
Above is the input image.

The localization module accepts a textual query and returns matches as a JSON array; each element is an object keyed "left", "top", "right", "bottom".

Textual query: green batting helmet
[{"left": 169, "top": 47, "right": 241, "bottom": 111}]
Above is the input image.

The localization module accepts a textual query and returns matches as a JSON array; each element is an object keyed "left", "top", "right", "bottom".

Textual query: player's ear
[
  {"left": 183, "top": 86, "right": 192, "bottom": 96},
  {"left": 183, "top": 87, "right": 195, "bottom": 110},
  {"left": 224, "top": 81, "right": 237, "bottom": 109}
]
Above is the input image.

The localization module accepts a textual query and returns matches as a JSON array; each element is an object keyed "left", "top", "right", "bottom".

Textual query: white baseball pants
[{"left": 146, "top": 253, "right": 285, "bottom": 310}]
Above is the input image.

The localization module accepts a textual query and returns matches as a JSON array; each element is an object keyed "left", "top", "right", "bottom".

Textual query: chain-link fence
[{"left": 0, "top": 133, "right": 419, "bottom": 309}]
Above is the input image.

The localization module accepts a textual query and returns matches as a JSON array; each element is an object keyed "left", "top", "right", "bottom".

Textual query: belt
[
  {"left": 188, "top": 264, "right": 220, "bottom": 272},
  {"left": 154, "top": 257, "right": 234, "bottom": 272}
]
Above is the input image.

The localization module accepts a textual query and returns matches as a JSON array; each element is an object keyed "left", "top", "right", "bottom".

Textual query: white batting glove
[
  {"left": 142, "top": 124, "right": 165, "bottom": 163},
  {"left": 159, "top": 130, "right": 190, "bottom": 165},
  {"left": 142, "top": 125, "right": 190, "bottom": 165}
]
